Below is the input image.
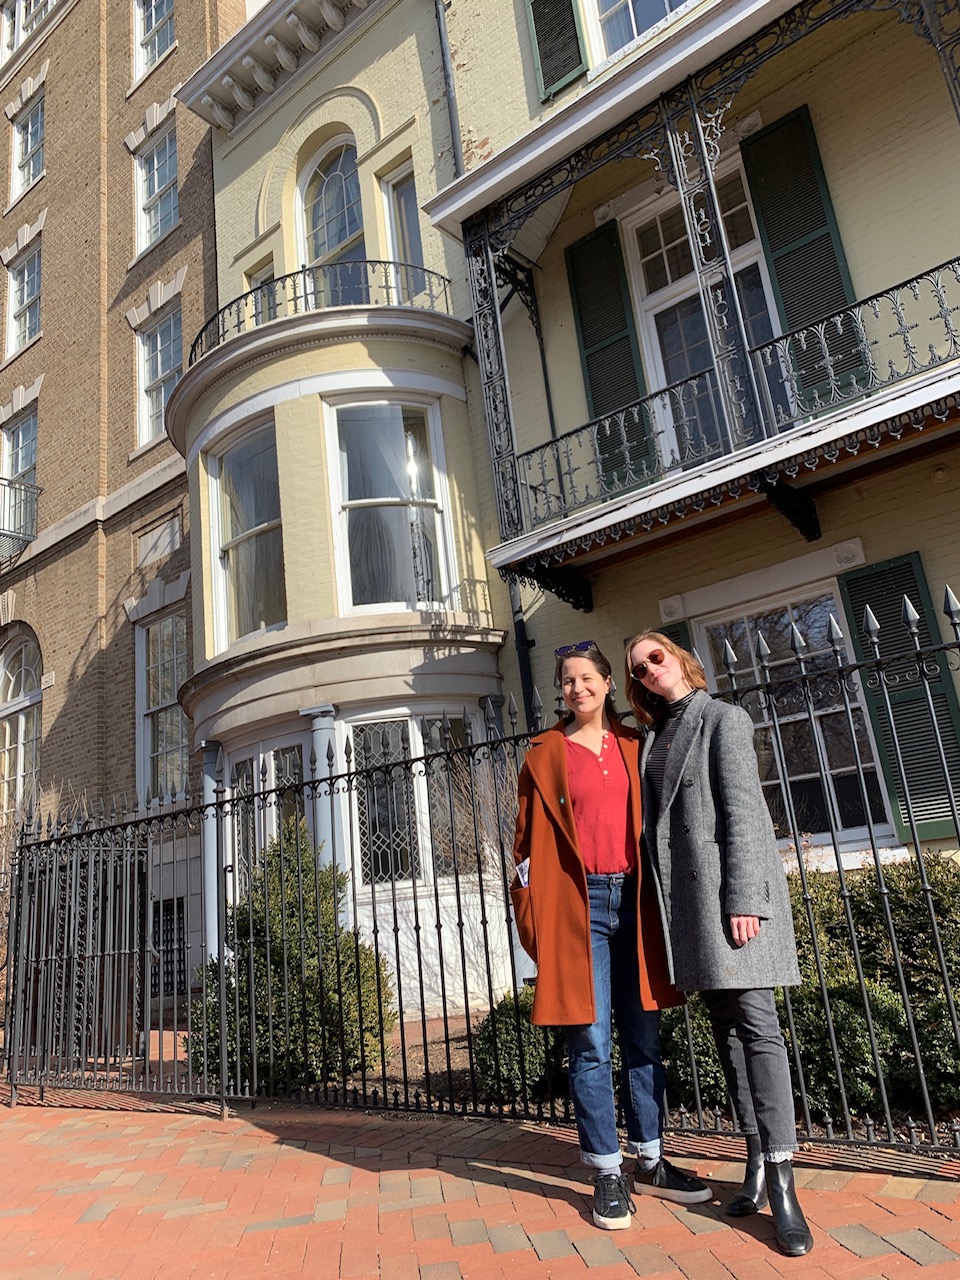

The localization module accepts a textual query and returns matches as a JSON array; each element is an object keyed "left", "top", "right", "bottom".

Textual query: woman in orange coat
[{"left": 511, "top": 640, "right": 711, "bottom": 1232}]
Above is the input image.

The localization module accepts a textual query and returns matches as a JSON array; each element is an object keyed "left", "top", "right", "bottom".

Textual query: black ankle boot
[
  {"left": 725, "top": 1133, "right": 767, "bottom": 1216},
  {"left": 765, "top": 1159, "right": 813, "bottom": 1256}
]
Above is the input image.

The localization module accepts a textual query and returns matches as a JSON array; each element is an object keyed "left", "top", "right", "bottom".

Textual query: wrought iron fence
[
  {"left": 188, "top": 261, "right": 453, "bottom": 365},
  {"left": 4, "top": 597, "right": 960, "bottom": 1153},
  {"left": 515, "top": 257, "right": 960, "bottom": 528}
]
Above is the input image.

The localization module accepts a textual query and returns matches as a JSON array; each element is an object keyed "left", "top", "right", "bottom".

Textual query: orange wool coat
[{"left": 510, "top": 719, "right": 683, "bottom": 1027}]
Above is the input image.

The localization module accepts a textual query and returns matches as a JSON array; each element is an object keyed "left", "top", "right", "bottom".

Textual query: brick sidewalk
[{"left": 0, "top": 1102, "right": 958, "bottom": 1279}]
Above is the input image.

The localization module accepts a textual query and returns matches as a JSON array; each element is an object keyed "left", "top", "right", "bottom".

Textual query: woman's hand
[{"left": 729, "top": 914, "right": 761, "bottom": 946}]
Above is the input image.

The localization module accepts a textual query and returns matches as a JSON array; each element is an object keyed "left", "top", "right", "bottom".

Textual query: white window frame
[
  {"left": 7, "top": 240, "right": 40, "bottom": 356},
  {"left": 0, "top": 637, "right": 41, "bottom": 824},
  {"left": 11, "top": 89, "right": 42, "bottom": 201},
  {"left": 135, "top": 0, "right": 174, "bottom": 79},
  {"left": 137, "top": 302, "right": 182, "bottom": 446},
  {"left": 381, "top": 162, "right": 425, "bottom": 303},
  {"left": 619, "top": 157, "right": 783, "bottom": 455},
  {"left": 247, "top": 262, "right": 277, "bottom": 327},
  {"left": 297, "top": 133, "right": 365, "bottom": 275},
  {"left": 2, "top": 403, "right": 36, "bottom": 535},
  {"left": 136, "top": 608, "right": 190, "bottom": 802},
  {"left": 324, "top": 393, "right": 458, "bottom": 617},
  {"left": 581, "top": 0, "right": 695, "bottom": 65},
  {"left": 0, "top": 0, "right": 55, "bottom": 65},
  {"left": 137, "top": 123, "right": 178, "bottom": 253},
  {"left": 207, "top": 419, "right": 287, "bottom": 652},
  {"left": 690, "top": 578, "right": 896, "bottom": 851},
  {"left": 341, "top": 705, "right": 481, "bottom": 889}
]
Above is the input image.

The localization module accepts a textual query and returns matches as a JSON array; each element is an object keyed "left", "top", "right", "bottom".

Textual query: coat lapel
[{"left": 656, "top": 691, "right": 709, "bottom": 819}]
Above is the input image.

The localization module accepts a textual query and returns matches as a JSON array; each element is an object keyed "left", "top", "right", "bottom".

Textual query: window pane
[
  {"left": 354, "top": 720, "right": 419, "bottom": 882},
  {"left": 305, "top": 145, "right": 363, "bottom": 265},
  {"left": 221, "top": 429, "right": 281, "bottom": 540},
  {"left": 391, "top": 173, "right": 424, "bottom": 268},
  {"left": 225, "top": 525, "right": 286, "bottom": 638}
]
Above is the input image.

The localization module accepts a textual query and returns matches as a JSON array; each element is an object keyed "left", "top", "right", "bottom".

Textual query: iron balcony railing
[
  {"left": 517, "top": 256, "right": 960, "bottom": 529},
  {"left": 5, "top": 589, "right": 960, "bottom": 1154},
  {"left": 188, "top": 260, "right": 454, "bottom": 365},
  {"left": 0, "top": 476, "right": 38, "bottom": 560}
]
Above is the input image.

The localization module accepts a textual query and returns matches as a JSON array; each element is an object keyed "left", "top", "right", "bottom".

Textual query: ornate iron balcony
[
  {"left": 189, "top": 260, "right": 454, "bottom": 365},
  {"left": 0, "top": 476, "right": 39, "bottom": 562},
  {"left": 516, "top": 256, "right": 960, "bottom": 530}
]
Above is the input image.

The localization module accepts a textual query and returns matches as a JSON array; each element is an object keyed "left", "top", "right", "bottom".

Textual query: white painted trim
[
  {"left": 0, "top": 372, "right": 41, "bottom": 422},
  {"left": 659, "top": 541, "right": 866, "bottom": 623},
  {"left": 4, "top": 56, "right": 46, "bottom": 119},
  {"left": 0, "top": 205, "right": 44, "bottom": 263},
  {"left": 488, "top": 361, "right": 960, "bottom": 569},
  {"left": 424, "top": 0, "right": 799, "bottom": 239},
  {"left": 124, "top": 569, "right": 190, "bottom": 623},
  {"left": 324, "top": 394, "right": 459, "bottom": 618},
  {"left": 187, "top": 368, "right": 468, "bottom": 471}
]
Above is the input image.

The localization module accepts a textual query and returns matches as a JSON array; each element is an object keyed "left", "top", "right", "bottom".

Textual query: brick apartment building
[{"left": 0, "top": 0, "right": 244, "bottom": 837}]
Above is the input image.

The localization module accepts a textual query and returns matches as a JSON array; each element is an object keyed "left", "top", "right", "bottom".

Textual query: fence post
[{"left": 199, "top": 742, "right": 222, "bottom": 962}]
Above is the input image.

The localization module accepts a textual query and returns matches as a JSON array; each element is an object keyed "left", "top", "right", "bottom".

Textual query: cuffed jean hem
[
  {"left": 625, "top": 1139, "right": 661, "bottom": 1160},
  {"left": 581, "top": 1149, "right": 623, "bottom": 1173}
]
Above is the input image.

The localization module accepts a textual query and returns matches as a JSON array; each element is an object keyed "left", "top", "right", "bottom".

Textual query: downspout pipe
[{"left": 433, "top": 0, "right": 538, "bottom": 730}]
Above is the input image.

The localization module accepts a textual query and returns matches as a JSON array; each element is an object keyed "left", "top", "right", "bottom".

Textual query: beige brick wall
[{"left": 0, "top": 0, "right": 243, "bottom": 809}]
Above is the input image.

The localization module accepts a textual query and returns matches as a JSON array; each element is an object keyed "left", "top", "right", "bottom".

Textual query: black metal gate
[{"left": 4, "top": 595, "right": 960, "bottom": 1155}]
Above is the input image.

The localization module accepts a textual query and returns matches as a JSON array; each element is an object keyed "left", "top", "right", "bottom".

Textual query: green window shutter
[
  {"left": 658, "top": 620, "right": 691, "bottom": 652},
  {"left": 838, "top": 552, "right": 960, "bottom": 841},
  {"left": 526, "top": 0, "right": 587, "bottom": 101},
  {"left": 566, "top": 221, "right": 654, "bottom": 487},
  {"left": 741, "top": 106, "right": 860, "bottom": 403}
]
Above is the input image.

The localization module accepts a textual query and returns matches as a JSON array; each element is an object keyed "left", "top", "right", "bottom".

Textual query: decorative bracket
[{"left": 760, "top": 478, "right": 821, "bottom": 541}]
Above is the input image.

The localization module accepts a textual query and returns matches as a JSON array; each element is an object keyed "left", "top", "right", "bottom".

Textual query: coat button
[
  {"left": 682, "top": 824, "right": 689, "bottom": 833},
  {"left": 683, "top": 779, "right": 693, "bottom": 787},
  {"left": 691, "top": 871, "right": 698, "bottom": 880}
]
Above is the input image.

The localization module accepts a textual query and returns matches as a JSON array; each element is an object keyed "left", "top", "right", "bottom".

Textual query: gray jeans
[{"left": 699, "top": 987, "right": 798, "bottom": 1156}]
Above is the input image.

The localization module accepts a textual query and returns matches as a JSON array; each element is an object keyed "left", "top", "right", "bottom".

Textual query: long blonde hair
[{"left": 624, "top": 630, "right": 707, "bottom": 726}]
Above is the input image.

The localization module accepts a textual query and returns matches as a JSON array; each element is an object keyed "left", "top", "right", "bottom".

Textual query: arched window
[
  {"left": 302, "top": 142, "right": 367, "bottom": 305},
  {"left": 0, "top": 637, "right": 40, "bottom": 822}
]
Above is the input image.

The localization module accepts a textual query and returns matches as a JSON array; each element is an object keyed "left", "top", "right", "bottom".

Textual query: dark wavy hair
[
  {"left": 623, "top": 630, "right": 706, "bottom": 726},
  {"left": 554, "top": 641, "right": 619, "bottom": 722}
]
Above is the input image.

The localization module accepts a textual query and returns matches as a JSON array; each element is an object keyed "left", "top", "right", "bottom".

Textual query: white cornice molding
[
  {"left": 5, "top": 59, "right": 48, "bottom": 120},
  {"left": 125, "top": 266, "right": 188, "bottom": 329},
  {"left": 0, "top": 207, "right": 46, "bottom": 264},
  {"left": 0, "top": 374, "right": 42, "bottom": 422},
  {"left": 424, "top": 0, "right": 799, "bottom": 239},
  {"left": 166, "top": 306, "right": 473, "bottom": 457},
  {"left": 124, "top": 86, "right": 182, "bottom": 153},
  {"left": 177, "top": 0, "right": 390, "bottom": 133}
]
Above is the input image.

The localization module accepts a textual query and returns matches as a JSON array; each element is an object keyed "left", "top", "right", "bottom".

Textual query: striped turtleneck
[{"left": 645, "top": 690, "right": 697, "bottom": 803}]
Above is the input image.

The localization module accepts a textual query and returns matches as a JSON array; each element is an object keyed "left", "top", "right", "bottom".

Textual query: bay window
[
  {"left": 335, "top": 403, "right": 452, "bottom": 612},
  {"left": 216, "top": 424, "right": 287, "bottom": 643}
]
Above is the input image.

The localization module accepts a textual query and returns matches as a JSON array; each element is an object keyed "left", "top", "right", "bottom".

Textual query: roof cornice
[{"left": 177, "top": 0, "right": 387, "bottom": 132}]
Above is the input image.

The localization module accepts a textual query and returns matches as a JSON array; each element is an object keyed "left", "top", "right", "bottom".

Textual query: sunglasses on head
[
  {"left": 555, "top": 640, "right": 597, "bottom": 659},
  {"left": 631, "top": 649, "right": 667, "bottom": 680}
]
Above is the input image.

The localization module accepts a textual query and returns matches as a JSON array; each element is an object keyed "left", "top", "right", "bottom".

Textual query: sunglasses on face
[
  {"left": 631, "top": 649, "right": 667, "bottom": 680},
  {"left": 555, "top": 640, "right": 597, "bottom": 659}
]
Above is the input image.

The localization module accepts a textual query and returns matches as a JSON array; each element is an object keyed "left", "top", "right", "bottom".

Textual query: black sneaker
[
  {"left": 592, "top": 1171, "right": 636, "bottom": 1230},
  {"left": 633, "top": 1158, "right": 712, "bottom": 1204}
]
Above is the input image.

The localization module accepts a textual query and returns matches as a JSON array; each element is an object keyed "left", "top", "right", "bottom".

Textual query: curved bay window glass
[
  {"left": 337, "top": 404, "right": 445, "bottom": 610},
  {"left": 0, "top": 637, "right": 40, "bottom": 823},
  {"left": 218, "top": 426, "right": 287, "bottom": 642},
  {"left": 303, "top": 143, "right": 367, "bottom": 305}
]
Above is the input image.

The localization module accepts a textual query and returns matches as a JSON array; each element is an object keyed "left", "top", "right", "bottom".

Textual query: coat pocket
[{"left": 510, "top": 875, "right": 538, "bottom": 963}]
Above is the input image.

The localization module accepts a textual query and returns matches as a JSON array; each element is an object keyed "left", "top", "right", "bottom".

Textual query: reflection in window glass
[
  {"left": 700, "top": 592, "right": 889, "bottom": 838},
  {"left": 0, "top": 638, "right": 40, "bottom": 822},
  {"left": 219, "top": 427, "right": 287, "bottom": 641}
]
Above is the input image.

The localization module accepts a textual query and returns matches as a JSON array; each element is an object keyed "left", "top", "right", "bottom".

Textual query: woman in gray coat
[{"left": 624, "top": 630, "right": 813, "bottom": 1259}]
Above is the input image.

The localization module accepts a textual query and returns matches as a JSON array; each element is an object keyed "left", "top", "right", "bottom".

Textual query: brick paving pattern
[{"left": 0, "top": 1103, "right": 957, "bottom": 1278}]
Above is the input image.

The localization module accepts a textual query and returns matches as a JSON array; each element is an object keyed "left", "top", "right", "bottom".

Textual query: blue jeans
[{"left": 564, "top": 873, "right": 666, "bottom": 1172}]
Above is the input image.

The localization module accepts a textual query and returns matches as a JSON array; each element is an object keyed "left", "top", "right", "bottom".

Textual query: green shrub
[
  {"left": 190, "top": 818, "right": 396, "bottom": 1095},
  {"left": 473, "top": 854, "right": 960, "bottom": 1121},
  {"left": 473, "top": 984, "right": 566, "bottom": 1101}
]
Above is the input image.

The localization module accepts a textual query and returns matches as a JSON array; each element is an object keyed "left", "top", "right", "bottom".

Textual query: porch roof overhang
[
  {"left": 489, "top": 363, "right": 960, "bottom": 576},
  {"left": 424, "top": 0, "right": 799, "bottom": 240}
]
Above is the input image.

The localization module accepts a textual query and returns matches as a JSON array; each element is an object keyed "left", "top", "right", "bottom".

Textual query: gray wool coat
[{"left": 640, "top": 690, "right": 801, "bottom": 992}]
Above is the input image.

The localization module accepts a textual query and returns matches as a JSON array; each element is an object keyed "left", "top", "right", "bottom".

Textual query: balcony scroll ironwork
[
  {"left": 515, "top": 257, "right": 960, "bottom": 530},
  {"left": 188, "top": 261, "right": 453, "bottom": 365}
]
